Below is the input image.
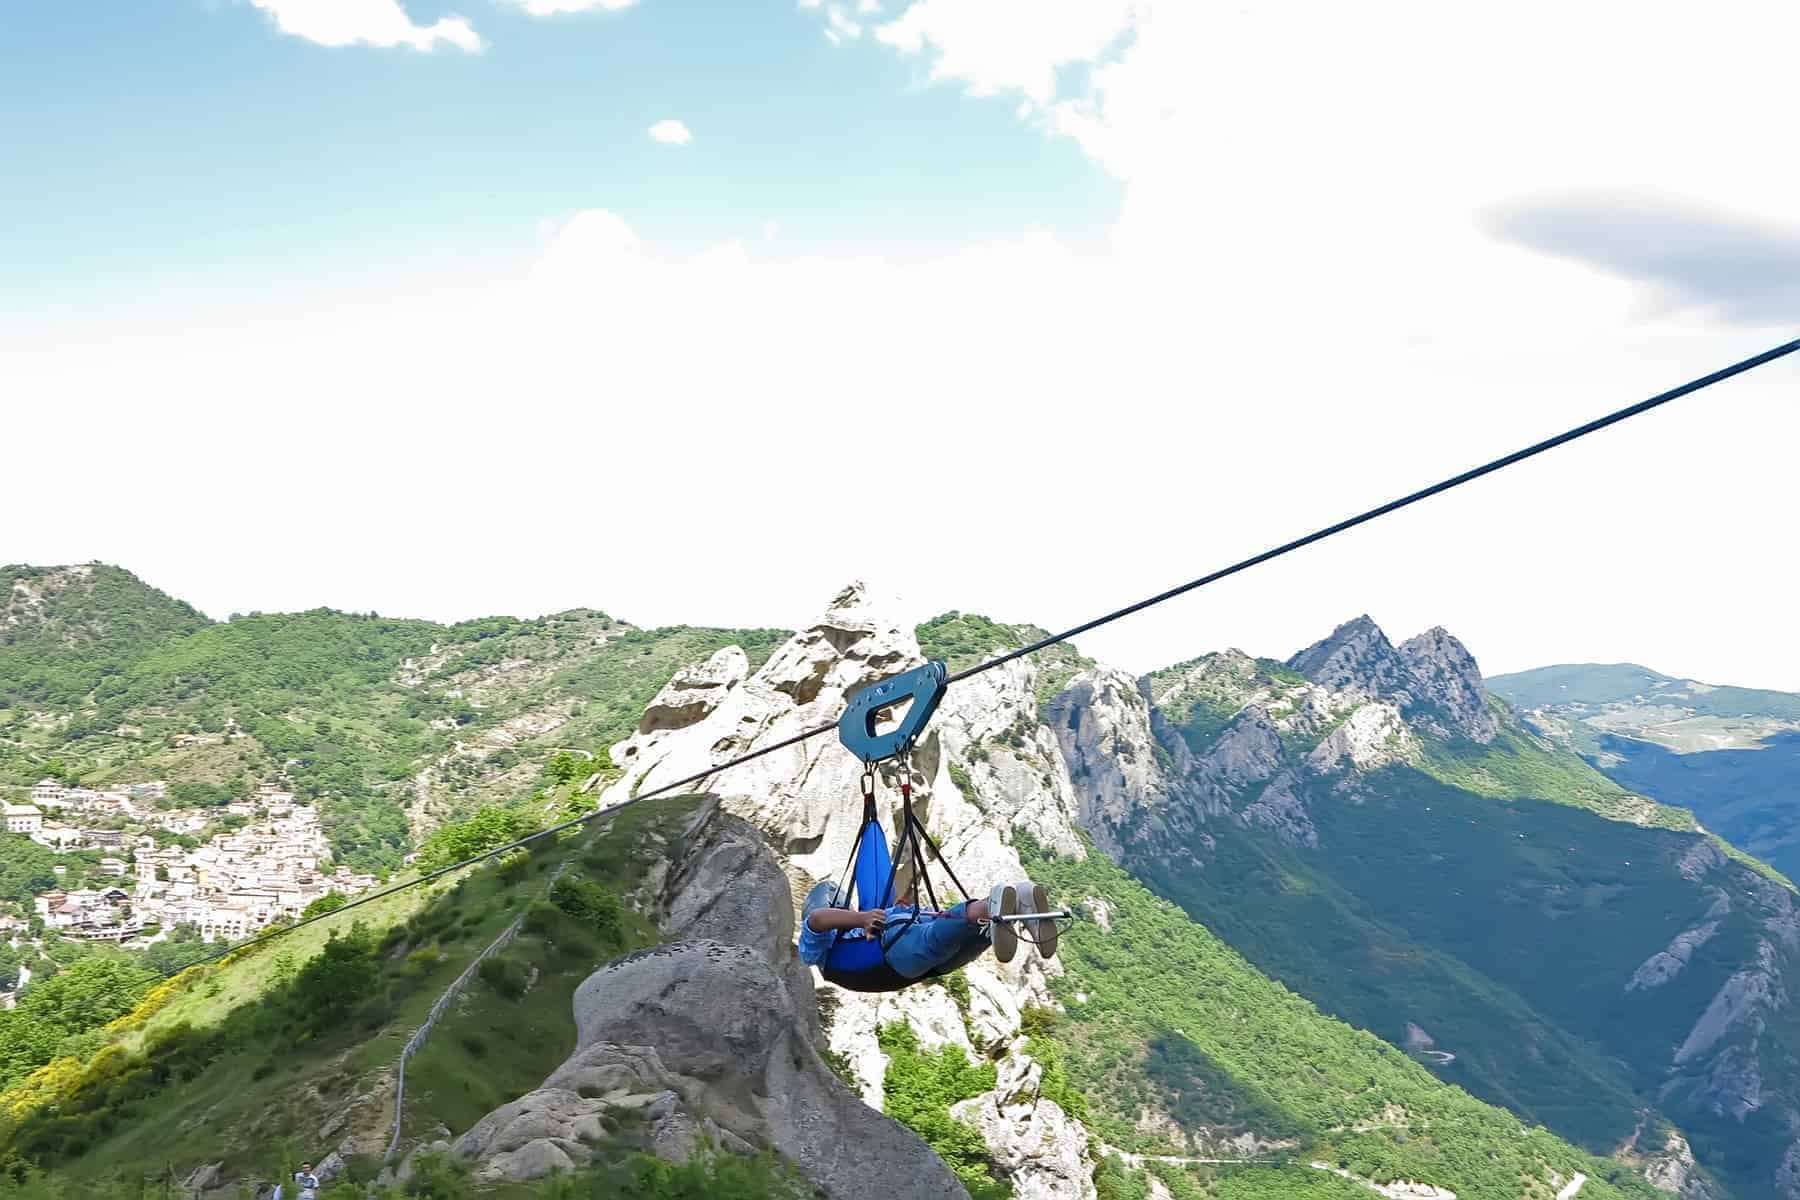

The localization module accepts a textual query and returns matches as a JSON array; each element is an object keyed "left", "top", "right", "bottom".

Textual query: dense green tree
[
  {"left": 0, "top": 956, "right": 156, "bottom": 1089},
  {"left": 300, "top": 893, "right": 347, "bottom": 920},
  {"left": 413, "top": 807, "right": 536, "bottom": 872}
]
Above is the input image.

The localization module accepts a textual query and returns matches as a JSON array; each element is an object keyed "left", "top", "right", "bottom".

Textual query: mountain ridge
[{"left": 3, "top": 565, "right": 1795, "bottom": 1200}]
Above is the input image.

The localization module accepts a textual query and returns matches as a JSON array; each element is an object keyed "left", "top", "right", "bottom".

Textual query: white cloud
[
  {"left": 13, "top": 4, "right": 1800, "bottom": 691},
  {"left": 647, "top": 119, "right": 692, "bottom": 145},
  {"left": 246, "top": 0, "right": 482, "bottom": 51},
  {"left": 502, "top": 0, "right": 637, "bottom": 15},
  {"left": 10, "top": 204, "right": 1800, "bottom": 691},
  {"left": 825, "top": 5, "right": 863, "bottom": 38},
  {"left": 761, "top": 220, "right": 781, "bottom": 242},
  {"left": 875, "top": 0, "right": 1136, "bottom": 104}
]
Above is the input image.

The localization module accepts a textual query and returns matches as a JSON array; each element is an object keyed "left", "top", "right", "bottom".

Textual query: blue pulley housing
[{"left": 838, "top": 660, "right": 948, "bottom": 763}]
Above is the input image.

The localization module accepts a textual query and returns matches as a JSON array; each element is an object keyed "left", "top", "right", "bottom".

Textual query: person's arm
[{"left": 805, "top": 906, "right": 885, "bottom": 935}]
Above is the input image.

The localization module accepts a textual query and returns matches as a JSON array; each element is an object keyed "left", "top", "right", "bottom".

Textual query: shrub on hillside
[
  {"left": 287, "top": 922, "right": 379, "bottom": 1035},
  {"left": 301, "top": 892, "right": 347, "bottom": 920},
  {"left": 477, "top": 953, "right": 530, "bottom": 1001},
  {"left": 413, "top": 807, "right": 535, "bottom": 872},
  {"left": 550, "top": 875, "right": 622, "bottom": 941},
  {"left": 876, "top": 1022, "right": 1009, "bottom": 1200}
]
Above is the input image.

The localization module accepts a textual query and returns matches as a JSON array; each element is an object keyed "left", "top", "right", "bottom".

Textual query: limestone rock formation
[
  {"left": 452, "top": 799, "right": 967, "bottom": 1198},
  {"left": 1289, "top": 617, "right": 1499, "bottom": 745},
  {"left": 1050, "top": 668, "right": 1200, "bottom": 857},
  {"left": 1629, "top": 923, "right": 1721, "bottom": 991},
  {"left": 1306, "top": 701, "right": 1417, "bottom": 774},
  {"left": 636, "top": 646, "right": 748, "bottom": 733},
  {"left": 1398, "top": 627, "right": 1502, "bottom": 743},
  {"left": 604, "top": 583, "right": 1080, "bottom": 921},
  {"left": 1673, "top": 939, "right": 1788, "bottom": 1065},
  {"left": 951, "top": 1041, "right": 1097, "bottom": 1200},
  {"left": 1289, "top": 616, "right": 1417, "bottom": 708}
]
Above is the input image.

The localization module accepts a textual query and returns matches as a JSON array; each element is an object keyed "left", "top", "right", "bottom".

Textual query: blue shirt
[{"left": 797, "top": 906, "right": 916, "bottom": 966}]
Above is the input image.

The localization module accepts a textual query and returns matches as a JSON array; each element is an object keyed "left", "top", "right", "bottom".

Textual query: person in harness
[
  {"left": 810, "top": 661, "right": 1073, "bottom": 992},
  {"left": 798, "top": 879, "right": 1059, "bottom": 990}
]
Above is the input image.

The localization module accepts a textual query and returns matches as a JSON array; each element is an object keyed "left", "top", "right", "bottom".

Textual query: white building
[
  {"left": 29, "top": 779, "right": 66, "bottom": 807},
  {"left": 199, "top": 906, "right": 253, "bottom": 943},
  {"left": 28, "top": 823, "right": 81, "bottom": 850},
  {"left": 98, "top": 857, "right": 128, "bottom": 877},
  {"left": 3, "top": 804, "right": 43, "bottom": 835}
]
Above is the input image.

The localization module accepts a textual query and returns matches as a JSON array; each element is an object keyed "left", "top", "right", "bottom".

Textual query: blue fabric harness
[{"left": 814, "top": 801, "right": 913, "bottom": 992}]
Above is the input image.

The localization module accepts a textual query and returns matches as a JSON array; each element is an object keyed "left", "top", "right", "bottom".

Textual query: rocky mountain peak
[
  {"left": 1286, "top": 616, "right": 1500, "bottom": 745},
  {"left": 1398, "top": 627, "right": 1500, "bottom": 743},
  {"left": 1287, "top": 615, "right": 1415, "bottom": 705}
]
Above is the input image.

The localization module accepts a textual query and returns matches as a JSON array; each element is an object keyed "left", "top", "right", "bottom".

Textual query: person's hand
[{"left": 856, "top": 909, "right": 887, "bottom": 936}]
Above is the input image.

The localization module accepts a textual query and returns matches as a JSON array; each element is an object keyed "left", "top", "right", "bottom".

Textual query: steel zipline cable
[{"left": 156, "top": 335, "right": 1800, "bottom": 979}]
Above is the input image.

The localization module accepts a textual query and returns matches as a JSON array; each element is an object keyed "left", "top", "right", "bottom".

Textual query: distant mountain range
[{"left": 1490, "top": 663, "right": 1800, "bottom": 882}]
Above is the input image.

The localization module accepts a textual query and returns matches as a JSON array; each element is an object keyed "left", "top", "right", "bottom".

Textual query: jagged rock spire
[
  {"left": 1287, "top": 615, "right": 1416, "bottom": 706},
  {"left": 1290, "top": 616, "right": 1499, "bottom": 744}
]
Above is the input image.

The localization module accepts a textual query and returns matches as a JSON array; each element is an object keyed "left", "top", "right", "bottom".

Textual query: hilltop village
[{"left": 2, "top": 777, "right": 380, "bottom": 1002}]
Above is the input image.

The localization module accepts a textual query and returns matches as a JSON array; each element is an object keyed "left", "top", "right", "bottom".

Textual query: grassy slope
[
  {"left": 395, "top": 799, "right": 678, "bottom": 1143},
  {"left": 0, "top": 797, "right": 700, "bottom": 1194},
  {"left": 1418, "top": 715, "right": 1698, "bottom": 830}
]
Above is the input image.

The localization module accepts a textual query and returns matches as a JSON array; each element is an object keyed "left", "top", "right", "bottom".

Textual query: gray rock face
[
  {"left": 1289, "top": 617, "right": 1498, "bottom": 744},
  {"left": 453, "top": 801, "right": 968, "bottom": 1199},
  {"left": 635, "top": 646, "right": 748, "bottom": 733},
  {"left": 1630, "top": 923, "right": 1721, "bottom": 991},
  {"left": 1674, "top": 940, "right": 1788, "bottom": 1064},
  {"left": 659, "top": 803, "right": 820, "bottom": 1037},
  {"left": 1398, "top": 627, "right": 1502, "bottom": 743},
  {"left": 572, "top": 941, "right": 966, "bottom": 1199},
  {"left": 604, "top": 582, "right": 1074, "bottom": 924},
  {"left": 1289, "top": 616, "right": 1417, "bottom": 707},
  {"left": 951, "top": 1041, "right": 1097, "bottom": 1200},
  {"left": 1050, "top": 669, "right": 1202, "bottom": 857}
]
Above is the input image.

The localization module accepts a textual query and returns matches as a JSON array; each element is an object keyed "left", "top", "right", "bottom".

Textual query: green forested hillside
[
  {"left": 0, "top": 566, "right": 786, "bottom": 872},
  {"left": 0, "top": 565, "right": 209, "bottom": 708},
  {"left": 1103, "top": 630, "right": 1800, "bottom": 1200},
  {"left": 1124, "top": 771, "right": 1722, "bottom": 1150},
  {"left": 1024, "top": 838, "right": 1664, "bottom": 1200}
]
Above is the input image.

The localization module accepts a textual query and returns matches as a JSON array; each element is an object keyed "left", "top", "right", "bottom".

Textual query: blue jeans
[{"left": 883, "top": 903, "right": 990, "bottom": 980}]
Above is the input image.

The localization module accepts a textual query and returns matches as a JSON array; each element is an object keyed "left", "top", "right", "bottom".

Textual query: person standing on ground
[{"left": 292, "top": 1161, "right": 321, "bottom": 1200}]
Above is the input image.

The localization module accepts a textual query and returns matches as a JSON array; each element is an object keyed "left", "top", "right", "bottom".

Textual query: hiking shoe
[
  {"left": 1013, "top": 879, "right": 1058, "bottom": 960},
  {"left": 987, "top": 883, "right": 1018, "bottom": 963}
]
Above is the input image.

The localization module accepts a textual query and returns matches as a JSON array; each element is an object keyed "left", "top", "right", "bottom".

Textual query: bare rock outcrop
[
  {"left": 1289, "top": 617, "right": 1499, "bottom": 745},
  {"left": 1050, "top": 668, "right": 1203, "bottom": 856},
  {"left": 1289, "top": 616, "right": 1417, "bottom": 709},
  {"left": 951, "top": 1041, "right": 1097, "bottom": 1200},
  {"left": 1674, "top": 940, "right": 1788, "bottom": 1065},
  {"left": 1398, "top": 627, "right": 1502, "bottom": 743},
  {"left": 452, "top": 800, "right": 967, "bottom": 1199},
  {"left": 1630, "top": 923, "right": 1721, "bottom": 991},
  {"left": 604, "top": 584, "right": 1076, "bottom": 931},
  {"left": 635, "top": 646, "right": 748, "bottom": 733}
]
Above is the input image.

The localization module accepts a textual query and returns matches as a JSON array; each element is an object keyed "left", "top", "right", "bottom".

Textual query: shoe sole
[
  {"left": 993, "top": 886, "right": 1018, "bottom": 963},
  {"left": 1029, "top": 884, "right": 1057, "bottom": 959}
]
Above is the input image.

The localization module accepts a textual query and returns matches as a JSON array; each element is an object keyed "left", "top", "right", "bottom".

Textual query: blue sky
[
  {"left": 5, "top": 1, "right": 1800, "bottom": 688},
  {"left": 3, "top": 1, "right": 1118, "bottom": 310}
]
